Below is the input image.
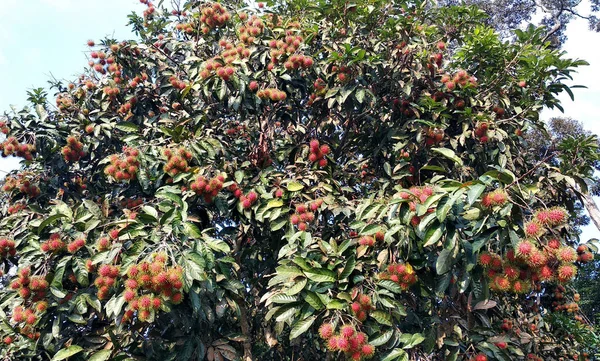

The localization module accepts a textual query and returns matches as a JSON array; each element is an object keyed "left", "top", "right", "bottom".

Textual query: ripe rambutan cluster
[
  {"left": 190, "top": 174, "right": 225, "bottom": 202},
  {"left": 104, "top": 147, "right": 141, "bottom": 182},
  {"left": 66, "top": 237, "right": 86, "bottom": 254},
  {"left": 289, "top": 199, "right": 322, "bottom": 231},
  {"left": 102, "top": 86, "right": 120, "bottom": 97},
  {"left": 40, "top": 233, "right": 65, "bottom": 253},
  {"left": 379, "top": 262, "right": 418, "bottom": 290},
  {"left": 308, "top": 78, "right": 327, "bottom": 105},
  {"left": 163, "top": 147, "right": 192, "bottom": 175},
  {"left": 424, "top": 127, "right": 444, "bottom": 146},
  {"left": 576, "top": 244, "right": 594, "bottom": 263},
  {"left": 121, "top": 198, "right": 144, "bottom": 209},
  {"left": 350, "top": 294, "right": 373, "bottom": 322},
  {"left": 238, "top": 190, "right": 259, "bottom": 209},
  {"left": 283, "top": 54, "right": 314, "bottom": 71},
  {"left": 118, "top": 98, "right": 136, "bottom": 115},
  {"left": 199, "top": 3, "right": 231, "bottom": 32},
  {"left": 0, "top": 136, "right": 36, "bottom": 160},
  {"left": 473, "top": 122, "right": 490, "bottom": 143},
  {"left": 399, "top": 185, "right": 435, "bottom": 226},
  {"left": 0, "top": 238, "right": 16, "bottom": 259},
  {"left": 94, "top": 264, "right": 120, "bottom": 300},
  {"left": 308, "top": 139, "right": 330, "bottom": 168},
  {"left": 523, "top": 221, "right": 545, "bottom": 238},
  {"left": 10, "top": 268, "right": 48, "bottom": 301},
  {"left": 62, "top": 136, "right": 85, "bottom": 162},
  {"left": 239, "top": 15, "right": 264, "bottom": 44},
  {"left": 56, "top": 93, "right": 75, "bottom": 112},
  {"left": 11, "top": 305, "right": 44, "bottom": 332},
  {"left": 176, "top": 21, "right": 196, "bottom": 34},
  {"left": 440, "top": 69, "right": 477, "bottom": 91},
  {"left": 0, "top": 119, "right": 9, "bottom": 134},
  {"left": 319, "top": 323, "right": 375, "bottom": 360},
  {"left": 534, "top": 207, "right": 568, "bottom": 227},
  {"left": 7, "top": 202, "right": 26, "bottom": 214},
  {"left": 122, "top": 253, "right": 184, "bottom": 322},
  {"left": 481, "top": 189, "right": 508, "bottom": 208},
  {"left": 169, "top": 75, "right": 187, "bottom": 90},
  {"left": 257, "top": 88, "right": 287, "bottom": 101},
  {"left": 267, "top": 31, "right": 306, "bottom": 68},
  {"left": 357, "top": 230, "right": 384, "bottom": 247},
  {"left": 1, "top": 175, "right": 40, "bottom": 198},
  {"left": 332, "top": 65, "right": 352, "bottom": 83}
]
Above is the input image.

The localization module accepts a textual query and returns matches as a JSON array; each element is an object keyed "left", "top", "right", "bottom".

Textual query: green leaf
[
  {"left": 304, "top": 291, "right": 324, "bottom": 310},
  {"left": 400, "top": 333, "right": 426, "bottom": 348},
  {"left": 467, "top": 183, "right": 486, "bottom": 205},
  {"left": 431, "top": 148, "right": 463, "bottom": 165},
  {"left": 287, "top": 182, "right": 304, "bottom": 192},
  {"left": 88, "top": 350, "right": 112, "bottom": 361},
  {"left": 371, "top": 310, "right": 393, "bottom": 326},
  {"left": 423, "top": 221, "right": 444, "bottom": 247},
  {"left": 381, "top": 348, "right": 408, "bottom": 361},
  {"left": 378, "top": 280, "right": 403, "bottom": 294},
  {"left": 115, "top": 122, "right": 139, "bottom": 133},
  {"left": 183, "top": 222, "right": 202, "bottom": 239},
  {"left": 270, "top": 294, "right": 298, "bottom": 304},
  {"left": 304, "top": 268, "right": 336, "bottom": 283},
  {"left": 370, "top": 329, "right": 394, "bottom": 346},
  {"left": 289, "top": 316, "right": 316, "bottom": 340},
  {"left": 52, "top": 346, "right": 83, "bottom": 361},
  {"left": 339, "top": 256, "right": 356, "bottom": 280},
  {"left": 37, "top": 214, "right": 68, "bottom": 234},
  {"left": 436, "top": 248, "right": 454, "bottom": 275}
]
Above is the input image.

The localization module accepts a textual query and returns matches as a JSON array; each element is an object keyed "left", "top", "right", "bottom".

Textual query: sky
[{"left": 0, "top": 0, "right": 598, "bottom": 241}]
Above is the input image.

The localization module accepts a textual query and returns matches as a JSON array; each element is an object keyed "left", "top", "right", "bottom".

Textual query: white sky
[{"left": 0, "top": 1, "right": 598, "bottom": 241}]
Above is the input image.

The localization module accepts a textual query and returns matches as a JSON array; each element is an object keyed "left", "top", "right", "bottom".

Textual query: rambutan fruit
[
  {"left": 557, "top": 247, "right": 577, "bottom": 263},
  {"left": 318, "top": 323, "right": 334, "bottom": 339},
  {"left": 524, "top": 221, "right": 545, "bottom": 238},
  {"left": 326, "top": 336, "right": 339, "bottom": 351},
  {"left": 494, "top": 276, "right": 511, "bottom": 291},
  {"left": 479, "top": 252, "right": 493, "bottom": 267},
  {"left": 503, "top": 265, "right": 520, "bottom": 280},
  {"left": 340, "top": 325, "right": 355, "bottom": 339},
  {"left": 547, "top": 207, "right": 568, "bottom": 226},
  {"left": 516, "top": 240, "right": 535, "bottom": 258},
  {"left": 557, "top": 264, "right": 577, "bottom": 282}
]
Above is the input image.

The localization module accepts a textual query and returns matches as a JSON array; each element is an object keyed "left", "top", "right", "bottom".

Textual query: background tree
[
  {"left": 438, "top": 0, "right": 600, "bottom": 47},
  {"left": 0, "top": 1, "right": 599, "bottom": 361}
]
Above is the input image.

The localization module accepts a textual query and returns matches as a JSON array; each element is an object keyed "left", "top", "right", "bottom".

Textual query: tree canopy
[{"left": 1, "top": 0, "right": 599, "bottom": 360}]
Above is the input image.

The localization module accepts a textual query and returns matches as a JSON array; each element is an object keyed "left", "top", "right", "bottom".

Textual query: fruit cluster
[
  {"left": 379, "top": 262, "right": 418, "bottom": 290},
  {"left": 267, "top": 32, "right": 307, "bottom": 67},
  {"left": 7, "top": 202, "right": 26, "bottom": 214},
  {"left": 175, "top": 21, "right": 195, "bottom": 34},
  {"left": 62, "top": 136, "right": 85, "bottom": 162},
  {"left": 480, "top": 219, "right": 580, "bottom": 293},
  {"left": 199, "top": 3, "right": 231, "bottom": 32},
  {"left": 332, "top": 65, "right": 352, "bottom": 83},
  {"left": 121, "top": 197, "right": 144, "bottom": 209},
  {"left": 163, "top": 147, "right": 192, "bottom": 176},
  {"left": 10, "top": 268, "right": 48, "bottom": 301},
  {"left": 289, "top": 200, "right": 322, "bottom": 231},
  {"left": 481, "top": 189, "right": 508, "bottom": 208},
  {"left": 576, "top": 244, "right": 594, "bottom": 263},
  {"left": 122, "top": 253, "right": 184, "bottom": 322},
  {"left": 239, "top": 15, "right": 264, "bottom": 44},
  {"left": 318, "top": 323, "right": 375, "bottom": 360},
  {"left": 424, "top": 127, "right": 444, "bottom": 146},
  {"left": 257, "top": 88, "right": 287, "bottom": 101},
  {"left": 0, "top": 136, "right": 36, "bottom": 160},
  {"left": 190, "top": 174, "right": 225, "bottom": 202},
  {"left": 349, "top": 294, "right": 373, "bottom": 322},
  {"left": 399, "top": 185, "right": 435, "bottom": 226},
  {"left": 357, "top": 230, "right": 384, "bottom": 247},
  {"left": 66, "top": 237, "right": 86, "bottom": 254},
  {"left": 200, "top": 59, "right": 233, "bottom": 81},
  {"left": 283, "top": 54, "right": 314, "bottom": 71},
  {"left": 0, "top": 238, "right": 16, "bottom": 259},
  {"left": 440, "top": 69, "right": 477, "bottom": 90},
  {"left": 94, "top": 264, "right": 120, "bottom": 300},
  {"left": 104, "top": 147, "right": 141, "bottom": 182},
  {"left": 308, "top": 139, "right": 330, "bottom": 167},
  {"left": 238, "top": 190, "right": 259, "bottom": 209},
  {"left": 1, "top": 176, "right": 41, "bottom": 198},
  {"left": 102, "top": 86, "right": 120, "bottom": 97},
  {"left": 468, "top": 353, "right": 487, "bottom": 361},
  {"left": 308, "top": 78, "right": 327, "bottom": 105},
  {"left": 40, "top": 233, "right": 65, "bottom": 253},
  {"left": 0, "top": 119, "right": 9, "bottom": 134},
  {"left": 11, "top": 305, "right": 44, "bottom": 340},
  {"left": 118, "top": 98, "right": 135, "bottom": 115},
  {"left": 474, "top": 122, "right": 490, "bottom": 143}
]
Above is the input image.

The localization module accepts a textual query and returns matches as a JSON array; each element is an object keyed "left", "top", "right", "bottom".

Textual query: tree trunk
[{"left": 579, "top": 191, "right": 600, "bottom": 234}]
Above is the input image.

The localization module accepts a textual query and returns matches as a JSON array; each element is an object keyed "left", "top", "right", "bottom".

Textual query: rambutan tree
[{"left": 1, "top": 0, "right": 599, "bottom": 360}]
